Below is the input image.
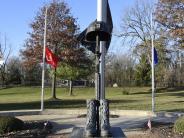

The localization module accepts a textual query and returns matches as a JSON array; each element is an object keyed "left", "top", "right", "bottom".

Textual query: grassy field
[{"left": 0, "top": 86, "right": 183, "bottom": 112}]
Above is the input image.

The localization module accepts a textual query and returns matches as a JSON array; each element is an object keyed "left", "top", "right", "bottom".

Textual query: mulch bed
[
  {"left": 147, "top": 121, "right": 184, "bottom": 138},
  {"left": 129, "top": 121, "right": 184, "bottom": 138},
  {"left": 1, "top": 119, "right": 184, "bottom": 138},
  {"left": 0, "top": 121, "right": 53, "bottom": 138}
]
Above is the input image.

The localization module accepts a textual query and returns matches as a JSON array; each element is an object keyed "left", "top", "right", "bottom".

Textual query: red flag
[{"left": 45, "top": 47, "right": 58, "bottom": 68}]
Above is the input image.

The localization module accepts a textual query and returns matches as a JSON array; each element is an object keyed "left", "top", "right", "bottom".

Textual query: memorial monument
[{"left": 71, "top": 0, "right": 125, "bottom": 137}]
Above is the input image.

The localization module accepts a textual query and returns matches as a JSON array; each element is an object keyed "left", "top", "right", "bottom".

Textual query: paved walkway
[
  {"left": 16, "top": 111, "right": 181, "bottom": 136},
  {"left": 0, "top": 109, "right": 183, "bottom": 136}
]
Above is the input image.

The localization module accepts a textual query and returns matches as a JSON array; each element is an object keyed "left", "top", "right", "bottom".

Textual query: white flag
[{"left": 147, "top": 119, "right": 152, "bottom": 130}]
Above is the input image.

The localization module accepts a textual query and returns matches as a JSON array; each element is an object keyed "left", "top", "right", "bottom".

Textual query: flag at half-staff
[
  {"left": 154, "top": 47, "right": 158, "bottom": 65},
  {"left": 45, "top": 47, "right": 59, "bottom": 68}
]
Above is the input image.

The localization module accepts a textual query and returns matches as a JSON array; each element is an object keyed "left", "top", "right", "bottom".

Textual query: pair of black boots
[{"left": 85, "top": 99, "right": 111, "bottom": 137}]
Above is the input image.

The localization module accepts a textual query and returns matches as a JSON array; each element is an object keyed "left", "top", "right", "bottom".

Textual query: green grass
[
  {"left": 0, "top": 86, "right": 184, "bottom": 112},
  {"left": 174, "top": 116, "right": 184, "bottom": 133}
]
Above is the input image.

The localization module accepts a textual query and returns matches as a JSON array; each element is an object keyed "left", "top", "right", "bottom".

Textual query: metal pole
[
  {"left": 97, "top": 0, "right": 107, "bottom": 100},
  {"left": 97, "top": 0, "right": 107, "bottom": 22},
  {"left": 95, "top": 35, "right": 100, "bottom": 100},
  {"left": 95, "top": 33, "right": 100, "bottom": 136},
  {"left": 41, "top": 7, "right": 47, "bottom": 111},
  {"left": 100, "top": 42, "right": 106, "bottom": 99},
  {"left": 151, "top": 10, "right": 155, "bottom": 113},
  {"left": 96, "top": 0, "right": 108, "bottom": 134}
]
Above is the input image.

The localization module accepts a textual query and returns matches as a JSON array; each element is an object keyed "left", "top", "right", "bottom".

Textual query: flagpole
[
  {"left": 41, "top": 6, "right": 47, "bottom": 111},
  {"left": 151, "top": 8, "right": 155, "bottom": 113},
  {"left": 98, "top": 0, "right": 107, "bottom": 100}
]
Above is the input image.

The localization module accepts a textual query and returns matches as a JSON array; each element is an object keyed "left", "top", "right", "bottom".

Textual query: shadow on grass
[
  {"left": 161, "top": 108, "right": 184, "bottom": 112},
  {"left": 167, "top": 92, "right": 184, "bottom": 97},
  {"left": 175, "top": 100, "right": 184, "bottom": 103},
  {"left": 131, "top": 91, "right": 150, "bottom": 95},
  {"left": 155, "top": 87, "right": 184, "bottom": 94},
  {"left": 166, "top": 87, "right": 184, "bottom": 92},
  {"left": 109, "top": 99, "right": 138, "bottom": 104},
  {"left": 0, "top": 99, "right": 139, "bottom": 111},
  {"left": 0, "top": 99, "right": 86, "bottom": 111},
  {"left": 133, "top": 87, "right": 184, "bottom": 95},
  {"left": 0, "top": 91, "right": 32, "bottom": 96}
]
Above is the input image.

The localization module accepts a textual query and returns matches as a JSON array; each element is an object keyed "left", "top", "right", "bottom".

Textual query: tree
[
  {"left": 119, "top": 0, "right": 158, "bottom": 64},
  {"left": 135, "top": 54, "right": 151, "bottom": 86},
  {"left": 156, "top": 0, "right": 184, "bottom": 48},
  {"left": 0, "top": 35, "right": 11, "bottom": 87},
  {"left": 156, "top": 0, "right": 184, "bottom": 86},
  {"left": 118, "top": 0, "right": 177, "bottom": 87},
  {"left": 6, "top": 57, "right": 22, "bottom": 85},
  {"left": 57, "top": 48, "right": 93, "bottom": 96},
  {"left": 21, "top": 0, "right": 79, "bottom": 99},
  {"left": 105, "top": 53, "right": 135, "bottom": 86},
  {"left": 118, "top": 0, "right": 157, "bottom": 86},
  {"left": 21, "top": 64, "right": 42, "bottom": 86}
]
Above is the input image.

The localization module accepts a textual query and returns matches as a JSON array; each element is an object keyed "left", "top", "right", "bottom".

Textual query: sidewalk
[
  {"left": 0, "top": 109, "right": 155, "bottom": 117},
  {"left": 15, "top": 110, "right": 181, "bottom": 136},
  {"left": 0, "top": 109, "right": 182, "bottom": 136}
]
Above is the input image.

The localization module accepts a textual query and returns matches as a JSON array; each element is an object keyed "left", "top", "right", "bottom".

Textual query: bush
[
  {"left": 0, "top": 116, "right": 24, "bottom": 134},
  {"left": 121, "top": 89, "right": 130, "bottom": 95},
  {"left": 174, "top": 117, "right": 184, "bottom": 133}
]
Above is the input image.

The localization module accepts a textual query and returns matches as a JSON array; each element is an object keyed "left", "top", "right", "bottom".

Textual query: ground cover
[
  {"left": 0, "top": 87, "right": 183, "bottom": 112},
  {"left": 128, "top": 121, "right": 184, "bottom": 138},
  {"left": 0, "top": 120, "right": 52, "bottom": 137}
]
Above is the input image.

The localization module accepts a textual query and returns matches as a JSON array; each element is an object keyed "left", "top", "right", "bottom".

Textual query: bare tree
[
  {"left": 117, "top": 0, "right": 180, "bottom": 87},
  {"left": 118, "top": 0, "right": 159, "bottom": 64},
  {"left": 105, "top": 53, "right": 136, "bottom": 86},
  {"left": 0, "top": 35, "right": 11, "bottom": 87}
]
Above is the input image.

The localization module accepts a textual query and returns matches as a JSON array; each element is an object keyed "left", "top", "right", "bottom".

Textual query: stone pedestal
[{"left": 70, "top": 127, "right": 126, "bottom": 138}]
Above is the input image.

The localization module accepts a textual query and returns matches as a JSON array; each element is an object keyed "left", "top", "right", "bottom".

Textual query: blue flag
[{"left": 154, "top": 48, "right": 158, "bottom": 65}]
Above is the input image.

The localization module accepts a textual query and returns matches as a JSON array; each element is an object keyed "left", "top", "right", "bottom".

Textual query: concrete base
[{"left": 70, "top": 127, "right": 126, "bottom": 138}]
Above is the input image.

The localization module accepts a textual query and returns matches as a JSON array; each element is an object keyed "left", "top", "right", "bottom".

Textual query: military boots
[
  {"left": 85, "top": 99, "right": 98, "bottom": 137},
  {"left": 100, "top": 99, "right": 111, "bottom": 137},
  {"left": 85, "top": 99, "right": 111, "bottom": 137}
]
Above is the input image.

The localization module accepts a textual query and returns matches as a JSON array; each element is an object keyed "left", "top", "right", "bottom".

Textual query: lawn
[{"left": 0, "top": 86, "right": 183, "bottom": 112}]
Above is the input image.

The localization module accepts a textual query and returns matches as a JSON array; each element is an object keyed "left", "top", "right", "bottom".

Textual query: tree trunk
[
  {"left": 1, "top": 75, "right": 4, "bottom": 87},
  {"left": 69, "top": 79, "right": 73, "bottom": 96},
  {"left": 51, "top": 68, "right": 57, "bottom": 99},
  {"left": 51, "top": 44, "right": 57, "bottom": 99},
  {"left": 1, "top": 65, "right": 5, "bottom": 87}
]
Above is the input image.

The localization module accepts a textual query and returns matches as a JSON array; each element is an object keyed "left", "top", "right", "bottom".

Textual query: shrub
[
  {"left": 0, "top": 116, "right": 24, "bottom": 134},
  {"left": 156, "top": 88, "right": 167, "bottom": 93},
  {"left": 174, "top": 117, "right": 184, "bottom": 133},
  {"left": 121, "top": 89, "right": 130, "bottom": 95}
]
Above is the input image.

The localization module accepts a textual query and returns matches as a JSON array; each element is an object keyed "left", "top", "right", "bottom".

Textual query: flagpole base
[{"left": 71, "top": 127, "right": 126, "bottom": 138}]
